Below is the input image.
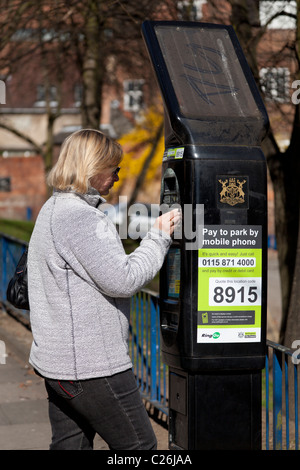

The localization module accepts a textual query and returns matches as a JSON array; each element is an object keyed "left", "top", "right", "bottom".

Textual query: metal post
[
  {"left": 150, "top": 297, "right": 157, "bottom": 402},
  {"left": 273, "top": 349, "right": 283, "bottom": 449}
]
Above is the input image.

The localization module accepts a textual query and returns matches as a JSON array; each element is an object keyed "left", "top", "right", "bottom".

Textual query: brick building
[
  {"left": 0, "top": 0, "right": 297, "bottom": 223},
  {"left": 0, "top": 34, "right": 144, "bottom": 219},
  {"left": 0, "top": 155, "right": 46, "bottom": 220}
]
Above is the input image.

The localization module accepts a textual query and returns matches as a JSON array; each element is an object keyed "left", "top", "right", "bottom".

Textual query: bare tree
[
  {"left": 206, "top": 0, "right": 300, "bottom": 344},
  {"left": 0, "top": 0, "right": 178, "bottom": 167}
]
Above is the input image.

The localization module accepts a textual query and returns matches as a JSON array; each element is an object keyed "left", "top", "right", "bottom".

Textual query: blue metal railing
[
  {"left": 0, "top": 234, "right": 28, "bottom": 319},
  {"left": 1, "top": 233, "right": 299, "bottom": 450},
  {"left": 268, "top": 234, "right": 277, "bottom": 250},
  {"left": 264, "top": 340, "right": 300, "bottom": 450},
  {"left": 130, "top": 289, "right": 168, "bottom": 415}
]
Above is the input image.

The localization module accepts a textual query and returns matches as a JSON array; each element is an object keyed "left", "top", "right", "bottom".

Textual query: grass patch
[
  {"left": 0, "top": 220, "right": 160, "bottom": 292},
  {"left": 0, "top": 219, "right": 35, "bottom": 243},
  {"left": 0, "top": 219, "right": 159, "bottom": 292}
]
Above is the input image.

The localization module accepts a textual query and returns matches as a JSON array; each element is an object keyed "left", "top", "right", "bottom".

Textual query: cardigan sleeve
[{"left": 51, "top": 203, "right": 172, "bottom": 298}]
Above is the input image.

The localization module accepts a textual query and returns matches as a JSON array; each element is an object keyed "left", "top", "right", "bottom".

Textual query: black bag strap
[{"left": 6, "top": 248, "right": 29, "bottom": 310}]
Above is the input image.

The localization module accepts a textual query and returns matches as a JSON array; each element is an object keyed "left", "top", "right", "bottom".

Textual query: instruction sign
[{"left": 197, "top": 225, "right": 262, "bottom": 343}]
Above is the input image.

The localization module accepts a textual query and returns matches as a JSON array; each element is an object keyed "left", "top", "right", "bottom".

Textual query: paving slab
[{"left": 0, "top": 311, "right": 168, "bottom": 451}]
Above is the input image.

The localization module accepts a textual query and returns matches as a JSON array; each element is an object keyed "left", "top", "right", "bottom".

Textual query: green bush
[{"left": 0, "top": 219, "right": 35, "bottom": 243}]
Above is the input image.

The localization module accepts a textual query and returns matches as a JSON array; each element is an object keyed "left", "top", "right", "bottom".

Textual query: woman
[{"left": 28, "top": 129, "right": 180, "bottom": 450}]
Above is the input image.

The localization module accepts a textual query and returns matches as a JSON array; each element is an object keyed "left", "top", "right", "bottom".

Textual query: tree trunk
[
  {"left": 267, "top": 145, "right": 297, "bottom": 344},
  {"left": 228, "top": 0, "right": 300, "bottom": 343},
  {"left": 81, "top": 0, "right": 103, "bottom": 129},
  {"left": 281, "top": 102, "right": 300, "bottom": 344},
  {"left": 280, "top": 0, "right": 300, "bottom": 342}
]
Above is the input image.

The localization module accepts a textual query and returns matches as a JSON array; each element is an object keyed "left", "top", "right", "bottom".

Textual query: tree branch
[{"left": 0, "top": 121, "right": 44, "bottom": 156}]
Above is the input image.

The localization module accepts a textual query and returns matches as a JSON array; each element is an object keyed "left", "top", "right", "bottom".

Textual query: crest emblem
[{"left": 218, "top": 177, "right": 246, "bottom": 206}]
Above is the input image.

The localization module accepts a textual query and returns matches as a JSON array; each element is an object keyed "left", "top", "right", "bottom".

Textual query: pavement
[
  {"left": 0, "top": 249, "right": 281, "bottom": 451},
  {"left": 0, "top": 306, "right": 169, "bottom": 451}
]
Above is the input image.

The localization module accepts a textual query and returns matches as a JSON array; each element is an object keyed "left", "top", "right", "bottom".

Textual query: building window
[
  {"left": 74, "top": 84, "right": 83, "bottom": 107},
  {"left": 123, "top": 80, "right": 144, "bottom": 113},
  {"left": 259, "top": 1, "right": 296, "bottom": 30},
  {"left": 259, "top": 67, "right": 290, "bottom": 103},
  {"left": 35, "top": 84, "right": 58, "bottom": 107},
  {"left": 177, "top": 0, "right": 206, "bottom": 20},
  {"left": 0, "top": 79, "right": 5, "bottom": 104},
  {"left": 0, "top": 177, "right": 11, "bottom": 192}
]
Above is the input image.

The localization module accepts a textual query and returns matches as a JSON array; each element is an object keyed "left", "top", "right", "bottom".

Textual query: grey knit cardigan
[{"left": 28, "top": 189, "right": 171, "bottom": 380}]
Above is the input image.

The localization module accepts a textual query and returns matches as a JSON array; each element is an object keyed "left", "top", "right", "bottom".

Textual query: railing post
[
  {"left": 284, "top": 355, "right": 289, "bottom": 449},
  {"left": 150, "top": 296, "right": 157, "bottom": 402},
  {"left": 273, "top": 348, "right": 283, "bottom": 450},
  {"left": 140, "top": 292, "right": 145, "bottom": 391},
  {"left": 294, "top": 365, "right": 299, "bottom": 450},
  {"left": 265, "top": 353, "right": 269, "bottom": 450},
  {"left": 156, "top": 299, "right": 161, "bottom": 403},
  {"left": 1, "top": 237, "right": 8, "bottom": 302},
  {"left": 136, "top": 292, "right": 140, "bottom": 386}
]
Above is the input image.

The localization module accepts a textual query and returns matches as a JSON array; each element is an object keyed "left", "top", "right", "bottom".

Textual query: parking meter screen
[
  {"left": 167, "top": 248, "right": 181, "bottom": 299},
  {"left": 154, "top": 25, "right": 260, "bottom": 120}
]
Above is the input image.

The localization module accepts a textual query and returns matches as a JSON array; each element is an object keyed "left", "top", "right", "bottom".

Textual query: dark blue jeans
[{"left": 44, "top": 368, "right": 157, "bottom": 450}]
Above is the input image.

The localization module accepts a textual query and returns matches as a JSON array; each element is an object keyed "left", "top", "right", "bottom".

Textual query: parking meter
[{"left": 142, "top": 21, "right": 269, "bottom": 450}]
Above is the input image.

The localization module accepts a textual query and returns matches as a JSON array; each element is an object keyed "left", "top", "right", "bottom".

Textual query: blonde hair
[{"left": 47, "top": 129, "right": 123, "bottom": 193}]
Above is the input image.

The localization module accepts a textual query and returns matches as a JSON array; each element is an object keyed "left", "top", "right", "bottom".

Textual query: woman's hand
[{"left": 153, "top": 209, "right": 181, "bottom": 236}]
